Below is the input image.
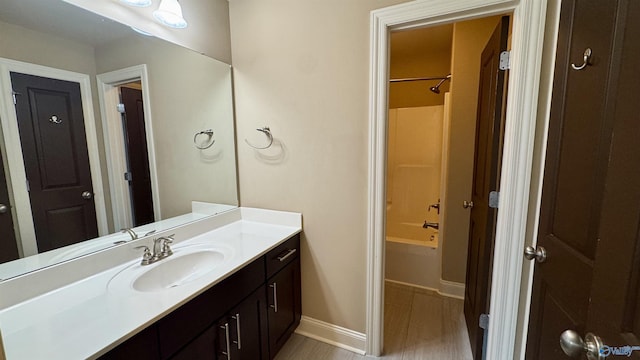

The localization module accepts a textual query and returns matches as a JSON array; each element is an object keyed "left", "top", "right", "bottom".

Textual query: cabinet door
[
  {"left": 229, "top": 285, "right": 269, "bottom": 360},
  {"left": 170, "top": 326, "right": 217, "bottom": 360},
  {"left": 267, "top": 257, "right": 301, "bottom": 358},
  {"left": 99, "top": 324, "right": 160, "bottom": 360},
  {"left": 173, "top": 286, "right": 270, "bottom": 360}
]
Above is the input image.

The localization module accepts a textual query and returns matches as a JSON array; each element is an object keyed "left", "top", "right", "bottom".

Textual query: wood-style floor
[{"left": 275, "top": 281, "right": 473, "bottom": 359}]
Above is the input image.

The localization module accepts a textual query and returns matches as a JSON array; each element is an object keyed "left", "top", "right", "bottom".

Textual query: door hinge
[
  {"left": 124, "top": 171, "right": 132, "bottom": 182},
  {"left": 11, "top": 90, "right": 21, "bottom": 105},
  {"left": 499, "top": 51, "right": 510, "bottom": 70},
  {"left": 489, "top": 191, "right": 500, "bottom": 208},
  {"left": 25, "top": 179, "right": 30, "bottom": 192},
  {"left": 117, "top": 103, "right": 125, "bottom": 113},
  {"left": 479, "top": 313, "right": 490, "bottom": 330}
]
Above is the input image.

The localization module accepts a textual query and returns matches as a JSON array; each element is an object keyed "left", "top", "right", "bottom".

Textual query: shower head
[{"left": 429, "top": 74, "right": 452, "bottom": 94}]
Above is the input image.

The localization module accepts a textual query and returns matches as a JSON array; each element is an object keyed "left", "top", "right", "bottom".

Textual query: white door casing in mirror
[{"left": 97, "top": 64, "right": 161, "bottom": 231}]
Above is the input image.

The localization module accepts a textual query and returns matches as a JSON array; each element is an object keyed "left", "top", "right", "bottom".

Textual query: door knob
[
  {"left": 560, "top": 330, "right": 605, "bottom": 360},
  {"left": 524, "top": 245, "right": 547, "bottom": 263},
  {"left": 0, "top": 203, "right": 7, "bottom": 214},
  {"left": 463, "top": 200, "right": 474, "bottom": 209},
  {"left": 81, "top": 191, "right": 93, "bottom": 200}
]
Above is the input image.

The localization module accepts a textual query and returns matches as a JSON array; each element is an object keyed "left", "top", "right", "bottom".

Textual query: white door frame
[
  {"left": 367, "top": 0, "right": 549, "bottom": 358},
  {"left": 96, "top": 65, "right": 161, "bottom": 230},
  {"left": 0, "top": 58, "right": 109, "bottom": 256}
]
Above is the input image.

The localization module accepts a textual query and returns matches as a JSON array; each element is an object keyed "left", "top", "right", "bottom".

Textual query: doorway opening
[
  {"left": 97, "top": 65, "right": 160, "bottom": 232},
  {"left": 382, "top": 15, "right": 510, "bottom": 359},
  {"left": 367, "top": 0, "right": 550, "bottom": 359}
]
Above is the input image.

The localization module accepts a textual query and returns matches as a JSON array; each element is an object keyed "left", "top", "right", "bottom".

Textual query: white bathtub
[
  {"left": 386, "top": 221, "right": 438, "bottom": 248},
  {"left": 385, "top": 229, "right": 441, "bottom": 289}
]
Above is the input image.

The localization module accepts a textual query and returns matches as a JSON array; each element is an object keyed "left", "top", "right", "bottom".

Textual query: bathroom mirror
[{"left": 0, "top": 0, "right": 238, "bottom": 280}]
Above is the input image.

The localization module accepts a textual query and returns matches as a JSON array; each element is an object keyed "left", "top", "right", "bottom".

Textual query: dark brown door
[
  {"left": 120, "top": 86, "right": 154, "bottom": 226},
  {"left": 0, "top": 151, "right": 19, "bottom": 263},
  {"left": 11, "top": 72, "right": 98, "bottom": 252},
  {"left": 526, "top": 0, "right": 640, "bottom": 358},
  {"left": 463, "top": 16, "right": 510, "bottom": 360}
]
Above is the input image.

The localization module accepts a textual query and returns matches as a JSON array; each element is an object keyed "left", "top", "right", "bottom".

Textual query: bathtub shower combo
[{"left": 385, "top": 103, "right": 447, "bottom": 290}]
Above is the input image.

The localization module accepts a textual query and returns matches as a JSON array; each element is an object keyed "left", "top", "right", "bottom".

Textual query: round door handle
[
  {"left": 81, "top": 191, "right": 93, "bottom": 200},
  {"left": 0, "top": 203, "right": 7, "bottom": 214},
  {"left": 524, "top": 245, "right": 547, "bottom": 263},
  {"left": 463, "top": 200, "right": 474, "bottom": 209},
  {"left": 560, "top": 330, "right": 605, "bottom": 360}
]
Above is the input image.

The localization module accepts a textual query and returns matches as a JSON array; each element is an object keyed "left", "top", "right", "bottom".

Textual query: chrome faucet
[
  {"left": 121, "top": 228, "right": 138, "bottom": 241},
  {"left": 423, "top": 221, "right": 439, "bottom": 230},
  {"left": 152, "top": 235, "right": 174, "bottom": 262},
  {"left": 134, "top": 234, "right": 175, "bottom": 265}
]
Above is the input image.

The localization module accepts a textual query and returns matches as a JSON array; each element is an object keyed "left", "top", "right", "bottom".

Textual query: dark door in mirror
[
  {"left": 120, "top": 86, "right": 154, "bottom": 226},
  {"left": 11, "top": 72, "right": 98, "bottom": 252},
  {"left": 0, "top": 148, "right": 19, "bottom": 263}
]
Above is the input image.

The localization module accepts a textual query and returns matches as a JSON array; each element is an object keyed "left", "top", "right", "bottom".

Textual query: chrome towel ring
[
  {"left": 193, "top": 129, "right": 215, "bottom": 149},
  {"left": 245, "top": 127, "right": 273, "bottom": 149}
]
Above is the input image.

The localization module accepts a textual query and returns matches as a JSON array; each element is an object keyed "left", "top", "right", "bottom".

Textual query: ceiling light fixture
[
  {"left": 153, "top": 0, "right": 188, "bottom": 29},
  {"left": 120, "top": 0, "right": 153, "bottom": 7}
]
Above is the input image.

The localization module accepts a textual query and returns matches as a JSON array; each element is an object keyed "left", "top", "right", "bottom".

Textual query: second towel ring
[
  {"left": 193, "top": 129, "right": 215, "bottom": 149},
  {"left": 245, "top": 127, "right": 274, "bottom": 149}
]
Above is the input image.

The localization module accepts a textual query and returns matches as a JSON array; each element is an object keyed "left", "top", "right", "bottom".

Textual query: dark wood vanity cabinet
[
  {"left": 99, "top": 234, "right": 300, "bottom": 360},
  {"left": 172, "top": 285, "right": 269, "bottom": 360},
  {"left": 265, "top": 238, "right": 302, "bottom": 358}
]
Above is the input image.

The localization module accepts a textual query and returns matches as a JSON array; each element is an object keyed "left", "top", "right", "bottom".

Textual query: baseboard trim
[
  {"left": 294, "top": 316, "right": 367, "bottom": 355},
  {"left": 439, "top": 278, "right": 465, "bottom": 299},
  {"left": 384, "top": 278, "right": 465, "bottom": 300}
]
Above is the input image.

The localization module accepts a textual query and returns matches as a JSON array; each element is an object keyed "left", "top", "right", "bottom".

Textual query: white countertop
[{"left": 0, "top": 208, "right": 301, "bottom": 360}]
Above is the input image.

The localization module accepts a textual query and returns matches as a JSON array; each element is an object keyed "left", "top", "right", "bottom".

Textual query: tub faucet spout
[{"left": 423, "top": 221, "right": 439, "bottom": 230}]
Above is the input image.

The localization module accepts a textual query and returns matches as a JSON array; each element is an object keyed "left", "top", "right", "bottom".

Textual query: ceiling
[{"left": 390, "top": 23, "right": 454, "bottom": 60}]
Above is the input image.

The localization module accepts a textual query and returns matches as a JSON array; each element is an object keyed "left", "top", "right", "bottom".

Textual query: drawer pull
[
  {"left": 277, "top": 248, "right": 297, "bottom": 262},
  {"left": 231, "top": 313, "right": 242, "bottom": 349},
  {"left": 270, "top": 282, "right": 278, "bottom": 312},
  {"left": 220, "top": 322, "right": 231, "bottom": 359}
]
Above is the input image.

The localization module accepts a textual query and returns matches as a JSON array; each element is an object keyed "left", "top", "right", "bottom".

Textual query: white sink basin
[{"left": 108, "top": 244, "right": 232, "bottom": 293}]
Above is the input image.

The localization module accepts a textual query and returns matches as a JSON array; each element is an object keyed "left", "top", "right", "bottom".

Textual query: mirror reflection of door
[
  {"left": 10, "top": 72, "right": 98, "bottom": 252},
  {"left": 119, "top": 85, "right": 154, "bottom": 227},
  {"left": 0, "top": 149, "right": 19, "bottom": 262}
]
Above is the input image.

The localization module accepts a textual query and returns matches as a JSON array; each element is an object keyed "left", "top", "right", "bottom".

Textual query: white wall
[
  {"left": 95, "top": 35, "right": 237, "bottom": 218},
  {"left": 229, "top": 0, "right": 411, "bottom": 333}
]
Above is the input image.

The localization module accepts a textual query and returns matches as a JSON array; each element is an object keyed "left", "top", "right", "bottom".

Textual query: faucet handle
[
  {"left": 160, "top": 236, "right": 174, "bottom": 257},
  {"left": 134, "top": 246, "right": 153, "bottom": 265}
]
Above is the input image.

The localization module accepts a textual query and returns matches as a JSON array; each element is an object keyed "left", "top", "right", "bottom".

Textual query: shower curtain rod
[{"left": 389, "top": 75, "right": 450, "bottom": 83}]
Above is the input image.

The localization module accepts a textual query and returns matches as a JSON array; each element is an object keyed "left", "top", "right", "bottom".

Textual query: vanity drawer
[{"left": 265, "top": 234, "right": 300, "bottom": 279}]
